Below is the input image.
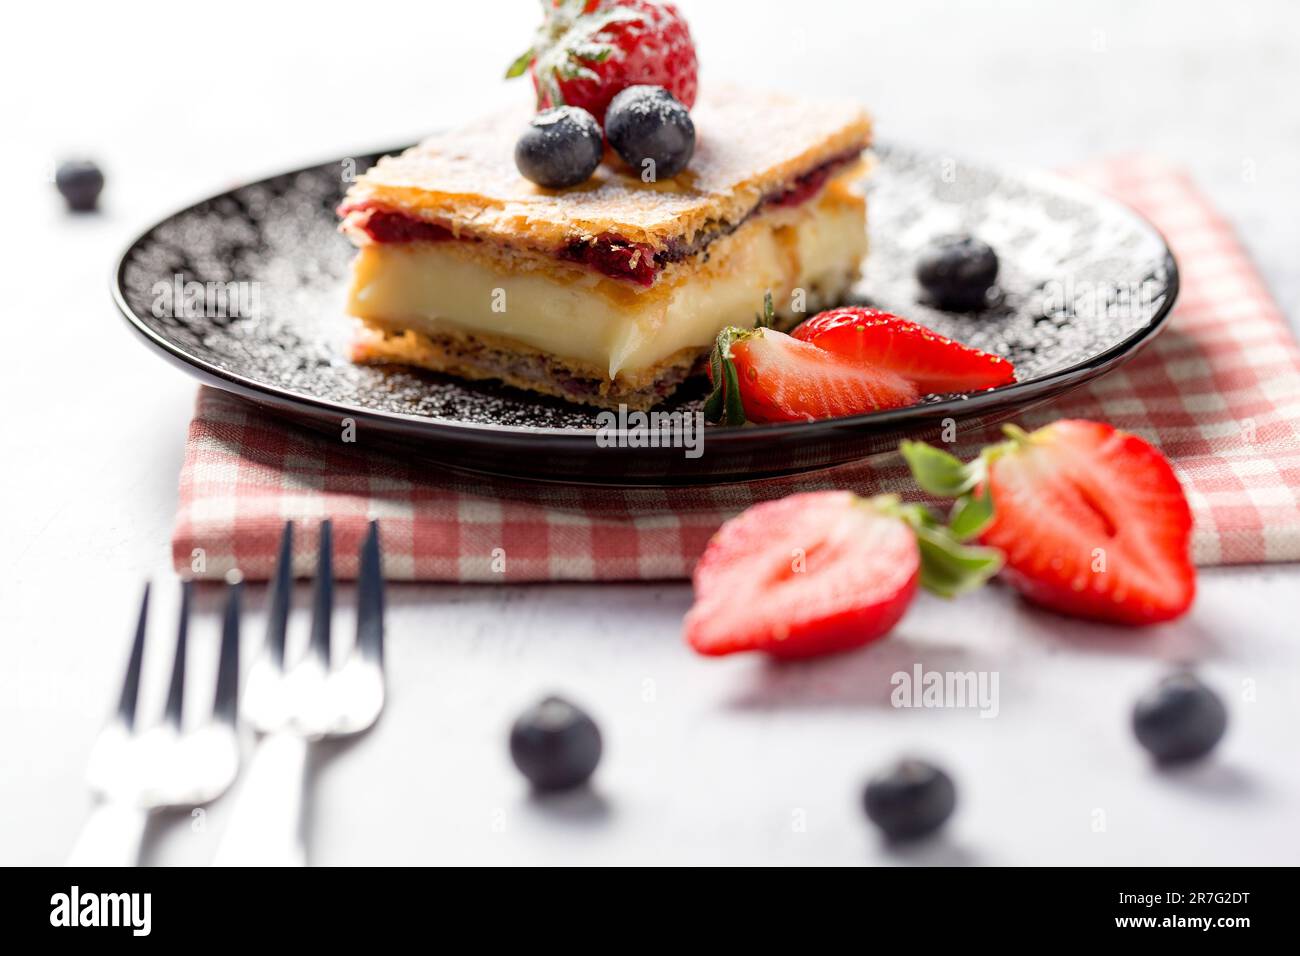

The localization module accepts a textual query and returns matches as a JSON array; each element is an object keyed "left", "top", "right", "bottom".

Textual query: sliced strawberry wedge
[
  {"left": 685, "top": 492, "right": 920, "bottom": 658},
  {"left": 718, "top": 328, "right": 919, "bottom": 423},
  {"left": 792, "top": 307, "right": 1015, "bottom": 395},
  {"left": 705, "top": 301, "right": 920, "bottom": 425}
]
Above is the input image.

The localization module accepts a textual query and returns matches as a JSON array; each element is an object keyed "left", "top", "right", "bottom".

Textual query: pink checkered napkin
[{"left": 173, "top": 156, "right": 1300, "bottom": 581}]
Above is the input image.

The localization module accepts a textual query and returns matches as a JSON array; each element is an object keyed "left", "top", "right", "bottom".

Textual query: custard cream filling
[{"left": 346, "top": 191, "right": 866, "bottom": 381}]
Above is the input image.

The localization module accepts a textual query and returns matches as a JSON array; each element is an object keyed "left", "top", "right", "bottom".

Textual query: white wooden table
[{"left": 3, "top": 0, "right": 1297, "bottom": 865}]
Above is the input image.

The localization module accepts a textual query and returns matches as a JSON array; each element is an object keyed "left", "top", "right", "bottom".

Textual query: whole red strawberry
[{"left": 506, "top": 0, "right": 698, "bottom": 124}]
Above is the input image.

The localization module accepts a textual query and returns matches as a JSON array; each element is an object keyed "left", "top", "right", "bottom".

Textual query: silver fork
[
  {"left": 67, "top": 576, "right": 242, "bottom": 866},
  {"left": 214, "top": 519, "right": 384, "bottom": 866}
]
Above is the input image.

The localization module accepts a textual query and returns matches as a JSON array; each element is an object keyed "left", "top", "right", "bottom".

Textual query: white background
[{"left": 2, "top": 0, "right": 1298, "bottom": 865}]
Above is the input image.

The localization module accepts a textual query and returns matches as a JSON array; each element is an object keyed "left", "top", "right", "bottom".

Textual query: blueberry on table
[
  {"left": 514, "top": 106, "right": 604, "bottom": 189},
  {"left": 863, "top": 758, "right": 956, "bottom": 840},
  {"left": 1132, "top": 671, "right": 1227, "bottom": 763},
  {"left": 605, "top": 85, "right": 696, "bottom": 181},
  {"left": 916, "top": 235, "right": 999, "bottom": 311},
  {"left": 55, "top": 159, "right": 105, "bottom": 212},
  {"left": 510, "top": 695, "right": 603, "bottom": 791}
]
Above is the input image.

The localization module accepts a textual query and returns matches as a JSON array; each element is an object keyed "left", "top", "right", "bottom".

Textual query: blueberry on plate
[
  {"left": 916, "top": 234, "right": 999, "bottom": 311},
  {"left": 863, "top": 758, "right": 956, "bottom": 841},
  {"left": 1132, "top": 671, "right": 1227, "bottom": 763},
  {"left": 510, "top": 695, "right": 603, "bottom": 791},
  {"left": 514, "top": 106, "right": 604, "bottom": 190},
  {"left": 605, "top": 85, "right": 695, "bottom": 181},
  {"left": 55, "top": 159, "right": 105, "bottom": 212}
]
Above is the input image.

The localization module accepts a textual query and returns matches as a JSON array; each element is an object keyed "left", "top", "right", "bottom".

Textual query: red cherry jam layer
[
  {"left": 765, "top": 156, "right": 847, "bottom": 209},
  {"left": 349, "top": 209, "right": 455, "bottom": 244},
  {"left": 339, "top": 150, "right": 861, "bottom": 286},
  {"left": 558, "top": 234, "right": 659, "bottom": 286}
]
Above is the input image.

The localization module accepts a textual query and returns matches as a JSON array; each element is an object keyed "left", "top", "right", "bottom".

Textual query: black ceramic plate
[{"left": 114, "top": 143, "right": 1176, "bottom": 485}]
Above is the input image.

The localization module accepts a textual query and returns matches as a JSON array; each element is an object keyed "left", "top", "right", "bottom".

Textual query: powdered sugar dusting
[{"left": 118, "top": 143, "right": 1172, "bottom": 434}]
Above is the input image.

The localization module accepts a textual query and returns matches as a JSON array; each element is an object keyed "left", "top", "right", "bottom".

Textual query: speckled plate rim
[{"left": 110, "top": 144, "right": 1179, "bottom": 448}]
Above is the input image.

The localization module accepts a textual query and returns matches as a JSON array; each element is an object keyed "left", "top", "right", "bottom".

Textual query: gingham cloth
[{"left": 174, "top": 156, "right": 1300, "bottom": 581}]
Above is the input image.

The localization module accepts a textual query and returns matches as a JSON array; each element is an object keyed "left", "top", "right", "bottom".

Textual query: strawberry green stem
[
  {"left": 702, "top": 292, "right": 778, "bottom": 427},
  {"left": 868, "top": 495, "right": 1002, "bottom": 598},
  {"left": 1001, "top": 423, "right": 1035, "bottom": 445}
]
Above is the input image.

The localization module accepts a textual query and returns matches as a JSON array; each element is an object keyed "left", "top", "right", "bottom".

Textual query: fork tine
[
  {"left": 117, "top": 583, "right": 150, "bottom": 729},
  {"left": 265, "top": 521, "right": 294, "bottom": 668},
  {"left": 356, "top": 520, "right": 384, "bottom": 665},
  {"left": 214, "top": 571, "right": 242, "bottom": 725},
  {"left": 309, "top": 519, "right": 333, "bottom": 664},
  {"left": 163, "top": 579, "right": 194, "bottom": 726}
]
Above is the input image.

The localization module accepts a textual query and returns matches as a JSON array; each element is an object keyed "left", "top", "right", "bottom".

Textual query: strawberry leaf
[
  {"left": 913, "top": 526, "right": 1004, "bottom": 598},
  {"left": 702, "top": 382, "right": 725, "bottom": 423},
  {"left": 504, "top": 47, "right": 536, "bottom": 79},
  {"left": 948, "top": 487, "right": 995, "bottom": 541},
  {"left": 1001, "top": 422, "right": 1035, "bottom": 445},
  {"left": 869, "top": 496, "right": 1002, "bottom": 598},
  {"left": 704, "top": 327, "right": 748, "bottom": 426},
  {"left": 558, "top": 60, "right": 601, "bottom": 82},
  {"left": 704, "top": 295, "right": 777, "bottom": 426},
  {"left": 900, "top": 440, "right": 984, "bottom": 497},
  {"left": 721, "top": 360, "right": 745, "bottom": 425},
  {"left": 572, "top": 43, "right": 615, "bottom": 63}
]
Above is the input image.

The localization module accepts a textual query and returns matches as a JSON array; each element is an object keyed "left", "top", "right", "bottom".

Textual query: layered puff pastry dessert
[{"left": 338, "top": 87, "right": 872, "bottom": 410}]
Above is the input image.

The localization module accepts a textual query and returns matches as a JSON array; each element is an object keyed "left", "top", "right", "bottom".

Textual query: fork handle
[
  {"left": 67, "top": 802, "right": 149, "bottom": 866},
  {"left": 213, "top": 732, "right": 309, "bottom": 867}
]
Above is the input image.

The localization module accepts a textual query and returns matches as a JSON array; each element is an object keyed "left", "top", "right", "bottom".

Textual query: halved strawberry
[
  {"left": 686, "top": 493, "right": 917, "bottom": 658},
  {"left": 684, "top": 491, "right": 1001, "bottom": 658},
  {"left": 705, "top": 298, "right": 919, "bottom": 425},
  {"left": 902, "top": 420, "right": 1196, "bottom": 626},
  {"left": 792, "top": 307, "right": 1016, "bottom": 395}
]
